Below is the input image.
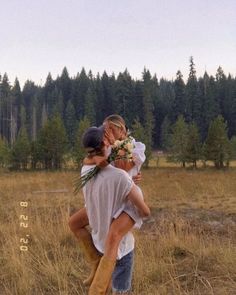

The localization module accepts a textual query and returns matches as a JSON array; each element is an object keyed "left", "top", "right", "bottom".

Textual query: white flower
[
  {"left": 125, "top": 142, "right": 134, "bottom": 152},
  {"left": 113, "top": 140, "right": 122, "bottom": 148}
]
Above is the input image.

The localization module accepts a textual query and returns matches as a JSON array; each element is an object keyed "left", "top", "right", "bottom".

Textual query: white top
[
  {"left": 82, "top": 164, "right": 135, "bottom": 260},
  {"left": 114, "top": 138, "right": 146, "bottom": 229},
  {"left": 128, "top": 138, "right": 146, "bottom": 178}
]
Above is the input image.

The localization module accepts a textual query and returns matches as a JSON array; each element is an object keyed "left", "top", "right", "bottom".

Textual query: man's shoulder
[{"left": 105, "top": 165, "right": 130, "bottom": 177}]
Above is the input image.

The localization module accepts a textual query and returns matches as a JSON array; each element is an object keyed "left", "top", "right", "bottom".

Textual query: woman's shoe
[
  {"left": 88, "top": 255, "right": 116, "bottom": 295},
  {"left": 78, "top": 230, "right": 101, "bottom": 286}
]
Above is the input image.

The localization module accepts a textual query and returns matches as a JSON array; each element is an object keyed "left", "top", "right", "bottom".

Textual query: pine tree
[
  {"left": 169, "top": 115, "right": 188, "bottom": 167},
  {"left": 65, "top": 100, "right": 77, "bottom": 148},
  {"left": 0, "top": 74, "right": 11, "bottom": 143},
  {"left": 205, "top": 115, "right": 230, "bottom": 168},
  {"left": 30, "top": 140, "right": 43, "bottom": 169},
  {"left": 73, "top": 116, "right": 90, "bottom": 168},
  {"left": 114, "top": 70, "right": 135, "bottom": 126},
  {"left": 160, "top": 116, "right": 172, "bottom": 151},
  {"left": 100, "top": 71, "right": 115, "bottom": 119},
  {"left": 59, "top": 67, "right": 71, "bottom": 108},
  {"left": 155, "top": 78, "right": 174, "bottom": 147},
  {"left": 216, "top": 66, "right": 227, "bottom": 117},
  {"left": 185, "top": 122, "right": 201, "bottom": 168},
  {"left": 131, "top": 119, "right": 146, "bottom": 144},
  {"left": 0, "top": 136, "right": 10, "bottom": 167},
  {"left": 186, "top": 57, "right": 201, "bottom": 124},
  {"left": 44, "top": 72, "right": 55, "bottom": 118},
  {"left": 200, "top": 73, "right": 220, "bottom": 140},
  {"left": 172, "top": 70, "right": 186, "bottom": 122},
  {"left": 72, "top": 68, "right": 89, "bottom": 120},
  {"left": 230, "top": 136, "right": 236, "bottom": 160},
  {"left": 84, "top": 86, "right": 96, "bottom": 125},
  {"left": 142, "top": 68, "right": 155, "bottom": 167},
  {"left": 11, "top": 127, "right": 31, "bottom": 169},
  {"left": 38, "top": 114, "right": 68, "bottom": 169},
  {"left": 12, "top": 78, "right": 22, "bottom": 135}
]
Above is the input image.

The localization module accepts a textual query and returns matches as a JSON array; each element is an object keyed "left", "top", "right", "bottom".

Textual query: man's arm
[{"left": 126, "top": 185, "right": 150, "bottom": 217}]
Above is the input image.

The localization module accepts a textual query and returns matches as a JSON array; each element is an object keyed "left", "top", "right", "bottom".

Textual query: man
[{"left": 81, "top": 126, "right": 150, "bottom": 295}]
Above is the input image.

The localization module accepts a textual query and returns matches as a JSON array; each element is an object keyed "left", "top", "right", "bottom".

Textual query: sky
[{"left": 0, "top": 0, "right": 236, "bottom": 87}]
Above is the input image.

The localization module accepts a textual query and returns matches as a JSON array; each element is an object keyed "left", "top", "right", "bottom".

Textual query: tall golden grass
[{"left": 0, "top": 165, "right": 236, "bottom": 294}]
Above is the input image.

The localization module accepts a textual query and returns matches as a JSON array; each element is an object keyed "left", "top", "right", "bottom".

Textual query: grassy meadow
[{"left": 0, "top": 158, "right": 236, "bottom": 294}]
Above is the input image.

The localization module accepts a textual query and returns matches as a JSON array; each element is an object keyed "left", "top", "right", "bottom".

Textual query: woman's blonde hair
[{"left": 103, "top": 114, "right": 127, "bottom": 134}]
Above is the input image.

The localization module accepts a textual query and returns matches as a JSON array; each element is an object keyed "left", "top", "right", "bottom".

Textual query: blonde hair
[{"left": 103, "top": 114, "right": 127, "bottom": 134}]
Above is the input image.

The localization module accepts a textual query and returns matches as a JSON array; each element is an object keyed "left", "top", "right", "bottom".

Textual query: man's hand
[{"left": 132, "top": 172, "right": 142, "bottom": 184}]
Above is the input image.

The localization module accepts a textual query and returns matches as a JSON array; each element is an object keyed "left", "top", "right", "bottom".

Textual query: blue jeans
[{"left": 112, "top": 250, "right": 134, "bottom": 293}]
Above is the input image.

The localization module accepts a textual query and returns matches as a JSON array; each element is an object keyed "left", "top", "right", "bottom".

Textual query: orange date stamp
[{"left": 19, "top": 201, "right": 29, "bottom": 252}]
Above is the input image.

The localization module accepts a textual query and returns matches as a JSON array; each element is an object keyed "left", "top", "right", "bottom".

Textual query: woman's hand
[
  {"left": 83, "top": 156, "right": 108, "bottom": 168},
  {"left": 132, "top": 172, "right": 142, "bottom": 184},
  {"left": 103, "top": 123, "right": 116, "bottom": 145}
]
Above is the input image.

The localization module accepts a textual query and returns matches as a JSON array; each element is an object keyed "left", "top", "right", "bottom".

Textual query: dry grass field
[{"left": 0, "top": 161, "right": 236, "bottom": 294}]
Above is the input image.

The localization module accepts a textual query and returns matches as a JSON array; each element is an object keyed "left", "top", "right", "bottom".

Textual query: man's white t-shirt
[{"left": 82, "top": 164, "right": 134, "bottom": 260}]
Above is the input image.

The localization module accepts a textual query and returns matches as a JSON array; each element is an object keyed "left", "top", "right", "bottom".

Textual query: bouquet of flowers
[{"left": 73, "top": 136, "right": 134, "bottom": 194}]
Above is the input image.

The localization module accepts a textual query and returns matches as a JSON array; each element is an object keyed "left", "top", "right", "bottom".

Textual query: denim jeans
[{"left": 112, "top": 250, "right": 134, "bottom": 293}]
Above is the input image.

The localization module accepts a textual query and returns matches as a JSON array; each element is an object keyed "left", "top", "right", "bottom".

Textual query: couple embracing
[{"left": 69, "top": 114, "right": 150, "bottom": 295}]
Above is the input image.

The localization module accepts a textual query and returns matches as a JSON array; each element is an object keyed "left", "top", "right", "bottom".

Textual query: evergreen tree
[
  {"left": 0, "top": 136, "right": 10, "bottom": 167},
  {"left": 186, "top": 57, "right": 201, "bottom": 124},
  {"left": 65, "top": 100, "right": 77, "bottom": 148},
  {"left": 133, "top": 81, "right": 144, "bottom": 124},
  {"left": 22, "top": 80, "right": 38, "bottom": 140},
  {"left": 44, "top": 72, "right": 55, "bottom": 118},
  {"left": 131, "top": 119, "right": 146, "bottom": 144},
  {"left": 154, "top": 78, "right": 174, "bottom": 147},
  {"left": 142, "top": 68, "right": 155, "bottom": 167},
  {"left": 38, "top": 114, "right": 68, "bottom": 169},
  {"left": 200, "top": 73, "right": 220, "bottom": 140},
  {"left": 114, "top": 70, "right": 135, "bottom": 126},
  {"left": 185, "top": 122, "right": 201, "bottom": 167},
  {"left": 205, "top": 115, "right": 230, "bottom": 168},
  {"left": 216, "top": 66, "right": 227, "bottom": 117},
  {"left": 84, "top": 86, "right": 96, "bottom": 125},
  {"left": 95, "top": 73, "right": 105, "bottom": 125},
  {"left": 231, "top": 80, "right": 236, "bottom": 137},
  {"left": 100, "top": 71, "right": 115, "bottom": 119},
  {"left": 230, "top": 136, "right": 236, "bottom": 160},
  {"left": 172, "top": 70, "right": 186, "bottom": 122},
  {"left": 160, "top": 116, "right": 172, "bottom": 151},
  {"left": 11, "top": 127, "right": 31, "bottom": 169},
  {"left": 227, "top": 75, "right": 236, "bottom": 137},
  {"left": 59, "top": 67, "right": 71, "bottom": 109},
  {"left": 72, "top": 68, "right": 90, "bottom": 120},
  {"left": 0, "top": 74, "right": 11, "bottom": 143},
  {"left": 169, "top": 115, "right": 188, "bottom": 167},
  {"left": 12, "top": 78, "right": 22, "bottom": 134},
  {"left": 73, "top": 116, "right": 90, "bottom": 168},
  {"left": 30, "top": 140, "right": 43, "bottom": 169}
]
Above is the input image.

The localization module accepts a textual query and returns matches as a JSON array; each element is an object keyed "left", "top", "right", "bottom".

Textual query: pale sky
[{"left": 1, "top": 0, "right": 235, "bottom": 87}]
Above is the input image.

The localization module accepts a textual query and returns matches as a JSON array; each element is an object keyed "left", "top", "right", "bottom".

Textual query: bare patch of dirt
[{"left": 142, "top": 207, "right": 236, "bottom": 240}]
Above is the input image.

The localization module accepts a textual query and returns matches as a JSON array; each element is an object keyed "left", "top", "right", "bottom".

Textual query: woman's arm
[
  {"left": 114, "top": 159, "right": 135, "bottom": 172},
  {"left": 126, "top": 185, "right": 150, "bottom": 217}
]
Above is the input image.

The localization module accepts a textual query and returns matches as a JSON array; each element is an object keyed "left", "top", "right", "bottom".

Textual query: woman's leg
[
  {"left": 89, "top": 212, "right": 135, "bottom": 295},
  {"left": 105, "top": 212, "right": 135, "bottom": 259},
  {"left": 68, "top": 207, "right": 89, "bottom": 239},
  {"left": 68, "top": 208, "right": 101, "bottom": 286}
]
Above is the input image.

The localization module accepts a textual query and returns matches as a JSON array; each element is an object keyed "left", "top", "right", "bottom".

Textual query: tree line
[{"left": 0, "top": 57, "right": 236, "bottom": 169}]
